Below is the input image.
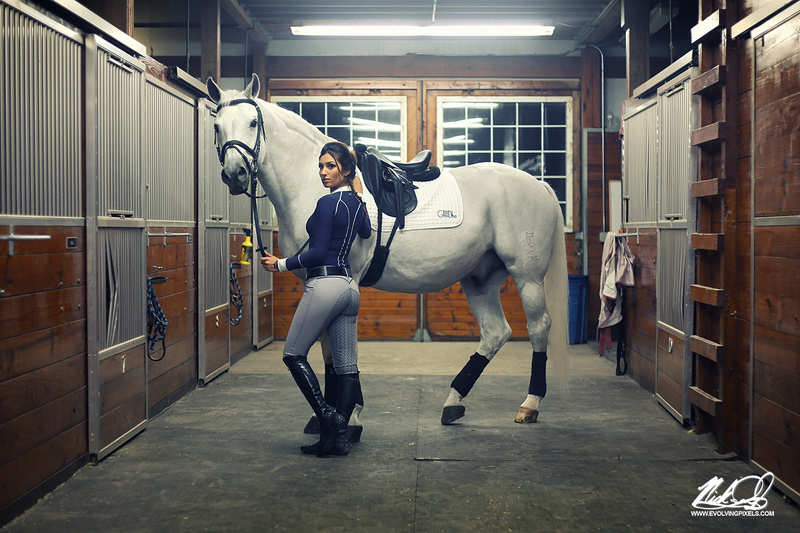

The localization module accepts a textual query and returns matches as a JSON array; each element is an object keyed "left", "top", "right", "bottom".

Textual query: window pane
[
  {"left": 493, "top": 103, "right": 516, "bottom": 126},
  {"left": 493, "top": 128, "right": 516, "bottom": 151},
  {"left": 544, "top": 177, "right": 566, "bottom": 198},
  {"left": 468, "top": 152, "right": 491, "bottom": 165},
  {"left": 519, "top": 103, "right": 542, "bottom": 125},
  {"left": 327, "top": 127, "right": 351, "bottom": 144},
  {"left": 544, "top": 127, "right": 566, "bottom": 150},
  {"left": 442, "top": 153, "right": 465, "bottom": 169},
  {"left": 519, "top": 153, "right": 542, "bottom": 176},
  {"left": 544, "top": 102, "right": 566, "bottom": 125},
  {"left": 544, "top": 152, "right": 566, "bottom": 176},
  {"left": 493, "top": 152, "right": 516, "bottom": 166},
  {"left": 301, "top": 103, "right": 325, "bottom": 126},
  {"left": 467, "top": 127, "right": 491, "bottom": 151},
  {"left": 519, "top": 127, "right": 542, "bottom": 150},
  {"left": 443, "top": 106, "right": 464, "bottom": 124},
  {"left": 467, "top": 106, "right": 491, "bottom": 124},
  {"left": 278, "top": 102, "right": 299, "bottom": 114}
]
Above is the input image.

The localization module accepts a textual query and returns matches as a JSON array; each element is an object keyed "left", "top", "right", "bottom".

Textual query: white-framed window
[
  {"left": 436, "top": 96, "right": 573, "bottom": 227},
  {"left": 270, "top": 96, "right": 408, "bottom": 161}
]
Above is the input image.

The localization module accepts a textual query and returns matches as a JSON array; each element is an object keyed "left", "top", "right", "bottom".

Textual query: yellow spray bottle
[{"left": 240, "top": 229, "right": 253, "bottom": 265}]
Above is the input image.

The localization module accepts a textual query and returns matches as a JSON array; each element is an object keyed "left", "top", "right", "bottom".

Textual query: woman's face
[{"left": 319, "top": 153, "right": 347, "bottom": 190}]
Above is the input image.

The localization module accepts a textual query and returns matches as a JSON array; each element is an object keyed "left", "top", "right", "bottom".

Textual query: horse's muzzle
[{"left": 220, "top": 168, "right": 248, "bottom": 196}]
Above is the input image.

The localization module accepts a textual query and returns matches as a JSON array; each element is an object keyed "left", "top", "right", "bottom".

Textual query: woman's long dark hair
[{"left": 319, "top": 141, "right": 357, "bottom": 186}]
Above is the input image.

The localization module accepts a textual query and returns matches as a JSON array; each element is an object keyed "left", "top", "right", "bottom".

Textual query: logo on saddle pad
[{"left": 437, "top": 209, "right": 457, "bottom": 219}]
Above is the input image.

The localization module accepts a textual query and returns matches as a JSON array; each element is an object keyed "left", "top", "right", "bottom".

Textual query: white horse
[{"left": 207, "top": 74, "right": 568, "bottom": 427}]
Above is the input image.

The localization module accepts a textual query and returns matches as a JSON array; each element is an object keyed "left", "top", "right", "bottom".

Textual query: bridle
[{"left": 215, "top": 97, "right": 268, "bottom": 257}]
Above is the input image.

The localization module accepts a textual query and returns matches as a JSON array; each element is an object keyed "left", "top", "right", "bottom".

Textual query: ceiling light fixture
[{"left": 291, "top": 24, "right": 555, "bottom": 37}]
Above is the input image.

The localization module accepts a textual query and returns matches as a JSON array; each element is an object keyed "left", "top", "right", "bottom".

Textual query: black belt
[{"left": 306, "top": 266, "right": 352, "bottom": 279}]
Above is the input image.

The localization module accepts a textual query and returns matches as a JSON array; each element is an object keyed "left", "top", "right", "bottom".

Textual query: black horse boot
[
  {"left": 301, "top": 372, "right": 359, "bottom": 456},
  {"left": 302, "top": 364, "right": 337, "bottom": 435},
  {"left": 284, "top": 356, "right": 346, "bottom": 457}
]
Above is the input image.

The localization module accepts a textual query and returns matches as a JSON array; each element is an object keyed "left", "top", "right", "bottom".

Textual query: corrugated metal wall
[
  {"left": 143, "top": 80, "right": 195, "bottom": 222},
  {"left": 657, "top": 229, "right": 687, "bottom": 330},
  {"left": 0, "top": 3, "right": 82, "bottom": 217},
  {"left": 97, "top": 48, "right": 142, "bottom": 217},
  {"left": 658, "top": 80, "right": 692, "bottom": 221},
  {"left": 622, "top": 100, "right": 658, "bottom": 224},
  {"left": 203, "top": 106, "right": 228, "bottom": 222},
  {"left": 205, "top": 227, "right": 229, "bottom": 308},
  {"left": 97, "top": 227, "right": 145, "bottom": 351}
]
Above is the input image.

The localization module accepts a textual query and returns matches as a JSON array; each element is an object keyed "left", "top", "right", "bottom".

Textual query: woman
[{"left": 262, "top": 141, "right": 371, "bottom": 457}]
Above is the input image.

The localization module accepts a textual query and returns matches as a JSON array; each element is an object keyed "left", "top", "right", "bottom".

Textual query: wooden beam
[
  {"left": 691, "top": 284, "right": 725, "bottom": 307},
  {"left": 691, "top": 178, "right": 723, "bottom": 198},
  {"left": 201, "top": 0, "right": 221, "bottom": 84},
  {"left": 690, "top": 335, "right": 724, "bottom": 363},
  {"left": 689, "top": 386, "right": 722, "bottom": 417},
  {"left": 691, "top": 233, "right": 724, "bottom": 251},
  {"left": 221, "top": 0, "right": 269, "bottom": 44},
  {"left": 691, "top": 65, "right": 726, "bottom": 95},
  {"left": 691, "top": 122, "right": 726, "bottom": 146},
  {"left": 581, "top": 47, "right": 602, "bottom": 129},
  {"left": 251, "top": 42, "right": 267, "bottom": 99},
  {"left": 622, "top": 0, "right": 649, "bottom": 97},
  {"left": 691, "top": 9, "right": 725, "bottom": 44}
]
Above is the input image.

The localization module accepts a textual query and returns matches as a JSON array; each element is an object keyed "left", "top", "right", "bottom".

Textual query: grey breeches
[{"left": 283, "top": 276, "right": 361, "bottom": 374}]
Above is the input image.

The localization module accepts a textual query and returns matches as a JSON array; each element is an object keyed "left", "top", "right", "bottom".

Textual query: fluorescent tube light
[{"left": 291, "top": 24, "right": 555, "bottom": 37}]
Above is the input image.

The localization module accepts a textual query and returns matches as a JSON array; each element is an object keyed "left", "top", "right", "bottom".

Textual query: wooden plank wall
[
  {"left": 622, "top": 228, "right": 658, "bottom": 392},
  {"left": 146, "top": 228, "right": 198, "bottom": 416},
  {"left": 750, "top": 6, "right": 800, "bottom": 493},
  {"left": 0, "top": 225, "right": 88, "bottom": 512}
]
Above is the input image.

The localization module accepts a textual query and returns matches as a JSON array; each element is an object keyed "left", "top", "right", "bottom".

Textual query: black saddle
[{"left": 354, "top": 144, "right": 441, "bottom": 287}]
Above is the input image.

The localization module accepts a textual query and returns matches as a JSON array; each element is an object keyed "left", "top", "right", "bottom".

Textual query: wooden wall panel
[
  {"left": 204, "top": 307, "right": 230, "bottom": 377},
  {"left": 621, "top": 229, "right": 657, "bottom": 393},
  {"left": 146, "top": 227, "right": 198, "bottom": 416},
  {"left": 98, "top": 345, "right": 146, "bottom": 449},
  {"left": 258, "top": 292, "right": 274, "bottom": 345}
]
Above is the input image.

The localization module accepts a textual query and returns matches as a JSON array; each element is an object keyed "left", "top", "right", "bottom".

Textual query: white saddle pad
[{"left": 363, "top": 169, "right": 463, "bottom": 232}]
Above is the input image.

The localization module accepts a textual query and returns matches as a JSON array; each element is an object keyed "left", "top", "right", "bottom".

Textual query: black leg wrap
[
  {"left": 450, "top": 353, "right": 490, "bottom": 398},
  {"left": 528, "top": 351, "right": 548, "bottom": 398}
]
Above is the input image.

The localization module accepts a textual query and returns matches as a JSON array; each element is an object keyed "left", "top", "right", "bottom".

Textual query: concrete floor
[{"left": 5, "top": 341, "right": 799, "bottom": 532}]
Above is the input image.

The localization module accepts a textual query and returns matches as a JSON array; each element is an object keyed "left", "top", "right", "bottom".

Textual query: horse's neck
[{"left": 255, "top": 99, "right": 327, "bottom": 254}]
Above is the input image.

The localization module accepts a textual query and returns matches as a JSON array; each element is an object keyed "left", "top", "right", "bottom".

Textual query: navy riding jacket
[{"left": 285, "top": 187, "right": 371, "bottom": 271}]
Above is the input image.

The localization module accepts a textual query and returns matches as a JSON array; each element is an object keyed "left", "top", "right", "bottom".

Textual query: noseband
[{"left": 215, "top": 98, "right": 267, "bottom": 198}]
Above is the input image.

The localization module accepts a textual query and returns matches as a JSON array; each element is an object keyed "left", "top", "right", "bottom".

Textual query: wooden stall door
[{"left": 750, "top": 9, "right": 800, "bottom": 500}]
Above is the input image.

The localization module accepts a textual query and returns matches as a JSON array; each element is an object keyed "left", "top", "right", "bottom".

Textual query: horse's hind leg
[
  {"left": 511, "top": 277, "right": 551, "bottom": 423},
  {"left": 441, "top": 267, "right": 513, "bottom": 425}
]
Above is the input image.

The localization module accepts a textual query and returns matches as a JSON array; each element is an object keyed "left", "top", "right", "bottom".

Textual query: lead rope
[
  {"left": 146, "top": 276, "right": 168, "bottom": 362},
  {"left": 230, "top": 264, "right": 243, "bottom": 325}
]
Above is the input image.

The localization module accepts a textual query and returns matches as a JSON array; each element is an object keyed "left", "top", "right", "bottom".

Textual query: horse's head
[{"left": 206, "top": 73, "right": 264, "bottom": 196}]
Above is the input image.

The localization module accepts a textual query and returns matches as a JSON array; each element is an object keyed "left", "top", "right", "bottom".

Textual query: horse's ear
[
  {"left": 206, "top": 77, "right": 222, "bottom": 104},
  {"left": 246, "top": 73, "right": 260, "bottom": 99}
]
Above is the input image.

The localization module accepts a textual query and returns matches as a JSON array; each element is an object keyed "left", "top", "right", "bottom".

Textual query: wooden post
[
  {"left": 81, "top": 0, "right": 134, "bottom": 35},
  {"left": 622, "top": 0, "right": 649, "bottom": 97},
  {"left": 251, "top": 41, "right": 267, "bottom": 99},
  {"left": 201, "top": 0, "right": 221, "bottom": 84},
  {"left": 581, "top": 47, "right": 602, "bottom": 129}
]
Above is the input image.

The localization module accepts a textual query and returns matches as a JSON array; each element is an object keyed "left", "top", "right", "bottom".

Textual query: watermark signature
[{"left": 691, "top": 471, "right": 775, "bottom": 516}]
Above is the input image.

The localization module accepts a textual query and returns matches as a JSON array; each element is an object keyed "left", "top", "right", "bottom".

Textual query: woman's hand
[{"left": 261, "top": 251, "right": 280, "bottom": 272}]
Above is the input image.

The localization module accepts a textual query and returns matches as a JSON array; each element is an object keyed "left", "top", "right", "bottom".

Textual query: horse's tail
[{"left": 543, "top": 183, "right": 569, "bottom": 397}]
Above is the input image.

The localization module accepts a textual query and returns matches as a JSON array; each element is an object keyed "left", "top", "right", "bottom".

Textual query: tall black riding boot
[
  {"left": 302, "top": 364, "right": 338, "bottom": 435},
  {"left": 302, "top": 372, "right": 360, "bottom": 456},
  {"left": 284, "top": 356, "right": 346, "bottom": 457}
]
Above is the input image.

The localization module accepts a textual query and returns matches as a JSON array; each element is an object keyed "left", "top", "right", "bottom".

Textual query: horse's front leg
[{"left": 442, "top": 272, "right": 513, "bottom": 425}]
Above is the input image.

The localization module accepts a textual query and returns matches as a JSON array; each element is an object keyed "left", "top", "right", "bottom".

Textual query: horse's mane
[{"left": 262, "top": 100, "right": 329, "bottom": 146}]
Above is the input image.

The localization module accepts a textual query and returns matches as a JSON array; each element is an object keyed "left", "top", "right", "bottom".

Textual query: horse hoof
[
  {"left": 514, "top": 407, "right": 539, "bottom": 423},
  {"left": 441, "top": 405, "right": 466, "bottom": 425},
  {"left": 303, "top": 416, "right": 320, "bottom": 434}
]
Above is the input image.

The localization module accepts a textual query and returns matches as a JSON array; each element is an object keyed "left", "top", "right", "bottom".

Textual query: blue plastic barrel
[{"left": 568, "top": 275, "right": 589, "bottom": 344}]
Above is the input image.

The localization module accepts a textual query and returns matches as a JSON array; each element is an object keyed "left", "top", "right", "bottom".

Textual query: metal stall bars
[
  {"left": 142, "top": 75, "right": 197, "bottom": 416},
  {"left": 623, "top": 53, "right": 697, "bottom": 424},
  {"left": 85, "top": 34, "right": 147, "bottom": 461},
  {"left": 198, "top": 99, "right": 231, "bottom": 385},
  {"left": 0, "top": 0, "right": 86, "bottom": 503}
]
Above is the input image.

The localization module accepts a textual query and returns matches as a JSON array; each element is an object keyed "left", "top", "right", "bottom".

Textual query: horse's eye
[{"left": 250, "top": 119, "right": 257, "bottom": 128}]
